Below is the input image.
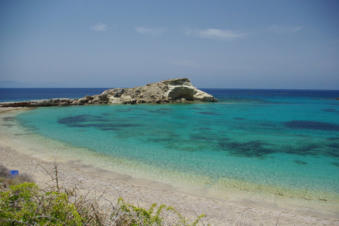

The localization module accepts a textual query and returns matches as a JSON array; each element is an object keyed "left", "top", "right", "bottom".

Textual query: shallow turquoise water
[{"left": 16, "top": 90, "right": 339, "bottom": 196}]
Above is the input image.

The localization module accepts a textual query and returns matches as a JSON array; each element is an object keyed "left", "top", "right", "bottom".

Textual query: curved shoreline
[{"left": 1, "top": 108, "right": 339, "bottom": 225}]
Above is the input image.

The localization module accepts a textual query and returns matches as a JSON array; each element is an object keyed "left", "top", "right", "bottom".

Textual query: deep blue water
[
  {"left": 4, "top": 88, "right": 339, "bottom": 199},
  {"left": 1, "top": 88, "right": 338, "bottom": 103},
  {"left": 0, "top": 88, "right": 107, "bottom": 102}
]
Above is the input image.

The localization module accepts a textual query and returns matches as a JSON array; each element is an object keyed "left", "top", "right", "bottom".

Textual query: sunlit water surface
[{"left": 16, "top": 89, "right": 339, "bottom": 199}]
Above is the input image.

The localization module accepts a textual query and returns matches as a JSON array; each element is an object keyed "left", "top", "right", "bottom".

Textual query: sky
[{"left": 0, "top": 0, "right": 338, "bottom": 89}]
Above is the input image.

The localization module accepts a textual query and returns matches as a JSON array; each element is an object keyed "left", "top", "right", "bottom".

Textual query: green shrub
[
  {"left": 111, "top": 198, "right": 206, "bottom": 226},
  {"left": 0, "top": 182, "right": 82, "bottom": 225},
  {"left": 111, "top": 198, "right": 166, "bottom": 225}
]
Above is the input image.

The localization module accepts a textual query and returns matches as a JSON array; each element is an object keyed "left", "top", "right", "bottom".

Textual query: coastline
[{"left": 1, "top": 107, "right": 339, "bottom": 225}]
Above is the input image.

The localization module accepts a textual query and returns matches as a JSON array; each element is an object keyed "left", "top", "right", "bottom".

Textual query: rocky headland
[{"left": 0, "top": 78, "right": 217, "bottom": 107}]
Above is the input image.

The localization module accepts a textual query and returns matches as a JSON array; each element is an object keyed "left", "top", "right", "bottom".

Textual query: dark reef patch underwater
[
  {"left": 58, "top": 114, "right": 141, "bottom": 131},
  {"left": 54, "top": 112, "right": 339, "bottom": 160},
  {"left": 15, "top": 89, "right": 339, "bottom": 195},
  {"left": 284, "top": 120, "right": 339, "bottom": 131},
  {"left": 322, "top": 108, "right": 339, "bottom": 113},
  {"left": 218, "top": 140, "right": 274, "bottom": 158}
]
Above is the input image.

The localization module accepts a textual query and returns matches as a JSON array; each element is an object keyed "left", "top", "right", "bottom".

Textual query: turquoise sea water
[{"left": 15, "top": 89, "right": 339, "bottom": 198}]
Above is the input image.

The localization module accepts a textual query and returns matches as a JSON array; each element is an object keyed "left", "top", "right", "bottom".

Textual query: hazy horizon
[
  {"left": 1, "top": 81, "right": 339, "bottom": 91},
  {"left": 1, "top": 0, "right": 338, "bottom": 89}
]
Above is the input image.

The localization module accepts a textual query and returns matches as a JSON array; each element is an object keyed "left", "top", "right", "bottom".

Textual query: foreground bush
[
  {"left": 0, "top": 183, "right": 83, "bottom": 225},
  {"left": 0, "top": 182, "right": 205, "bottom": 225},
  {"left": 0, "top": 164, "right": 206, "bottom": 225}
]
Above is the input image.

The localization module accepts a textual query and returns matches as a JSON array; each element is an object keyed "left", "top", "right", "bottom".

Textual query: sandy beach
[{"left": 1, "top": 107, "right": 338, "bottom": 225}]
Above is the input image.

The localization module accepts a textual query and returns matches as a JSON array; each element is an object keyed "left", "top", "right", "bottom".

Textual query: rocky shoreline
[{"left": 0, "top": 78, "right": 217, "bottom": 107}]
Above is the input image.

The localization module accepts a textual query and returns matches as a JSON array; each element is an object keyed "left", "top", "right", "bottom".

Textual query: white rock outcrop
[{"left": 0, "top": 78, "right": 217, "bottom": 107}]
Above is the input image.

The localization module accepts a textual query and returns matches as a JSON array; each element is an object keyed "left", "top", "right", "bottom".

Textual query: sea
[{"left": 1, "top": 88, "right": 339, "bottom": 200}]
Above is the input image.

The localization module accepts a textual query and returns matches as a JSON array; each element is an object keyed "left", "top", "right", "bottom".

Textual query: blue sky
[{"left": 0, "top": 0, "right": 338, "bottom": 89}]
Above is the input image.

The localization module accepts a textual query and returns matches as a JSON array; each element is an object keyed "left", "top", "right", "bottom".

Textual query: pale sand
[{"left": 0, "top": 107, "right": 338, "bottom": 225}]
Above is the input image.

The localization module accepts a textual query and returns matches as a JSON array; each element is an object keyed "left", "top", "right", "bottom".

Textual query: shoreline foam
[{"left": 1, "top": 107, "right": 339, "bottom": 225}]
